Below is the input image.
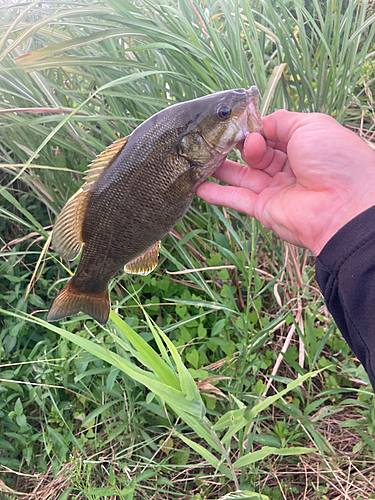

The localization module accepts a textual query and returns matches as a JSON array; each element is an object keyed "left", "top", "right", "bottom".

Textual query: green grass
[{"left": 1, "top": 0, "right": 375, "bottom": 498}]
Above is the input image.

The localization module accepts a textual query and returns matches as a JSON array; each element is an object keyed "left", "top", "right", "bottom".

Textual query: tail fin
[{"left": 47, "top": 279, "right": 110, "bottom": 325}]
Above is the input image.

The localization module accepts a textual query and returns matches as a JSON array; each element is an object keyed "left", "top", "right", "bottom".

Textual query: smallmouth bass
[{"left": 47, "top": 87, "right": 262, "bottom": 325}]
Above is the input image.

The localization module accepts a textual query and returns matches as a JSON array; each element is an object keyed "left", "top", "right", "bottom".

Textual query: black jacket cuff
[{"left": 316, "top": 205, "right": 375, "bottom": 388}]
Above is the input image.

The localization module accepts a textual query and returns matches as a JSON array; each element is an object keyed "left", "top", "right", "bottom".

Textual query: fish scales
[
  {"left": 77, "top": 130, "right": 192, "bottom": 290},
  {"left": 47, "top": 87, "right": 262, "bottom": 325}
]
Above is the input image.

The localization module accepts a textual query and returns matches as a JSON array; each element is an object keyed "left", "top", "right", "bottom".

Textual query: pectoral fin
[
  {"left": 167, "top": 166, "right": 196, "bottom": 203},
  {"left": 124, "top": 241, "right": 161, "bottom": 276}
]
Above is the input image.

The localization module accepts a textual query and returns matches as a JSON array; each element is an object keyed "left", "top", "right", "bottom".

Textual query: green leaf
[
  {"left": 14, "top": 397, "right": 23, "bottom": 417},
  {"left": 57, "top": 490, "right": 73, "bottom": 500},
  {"left": 110, "top": 311, "right": 180, "bottom": 390},
  {"left": 46, "top": 426, "right": 68, "bottom": 456},
  {"left": 175, "top": 431, "right": 232, "bottom": 480},
  {"left": 0, "top": 309, "right": 204, "bottom": 418},
  {"left": 186, "top": 349, "right": 199, "bottom": 369},
  {"left": 214, "top": 369, "right": 324, "bottom": 444},
  {"left": 219, "top": 492, "right": 270, "bottom": 500},
  {"left": 1, "top": 69, "right": 171, "bottom": 193},
  {"left": 1, "top": 189, "right": 45, "bottom": 233},
  {"left": 85, "top": 487, "right": 117, "bottom": 496},
  {"left": 81, "top": 399, "right": 121, "bottom": 428},
  {"left": 233, "top": 446, "right": 316, "bottom": 468},
  {"left": 171, "top": 448, "right": 190, "bottom": 465},
  {"left": 143, "top": 311, "right": 202, "bottom": 405}
]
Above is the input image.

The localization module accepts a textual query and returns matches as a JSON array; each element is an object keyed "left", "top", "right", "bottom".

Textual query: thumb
[{"left": 262, "top": 109, "right": 320, "bottom": 146}]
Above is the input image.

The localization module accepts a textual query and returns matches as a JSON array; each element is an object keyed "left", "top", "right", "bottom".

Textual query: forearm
[{"left": 315, "top": 205, "right": 375, "bottom": 389}]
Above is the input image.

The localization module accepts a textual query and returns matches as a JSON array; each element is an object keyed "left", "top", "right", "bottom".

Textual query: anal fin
[{"left": 124, "top": 241, "right": 161, "bottom": 276}]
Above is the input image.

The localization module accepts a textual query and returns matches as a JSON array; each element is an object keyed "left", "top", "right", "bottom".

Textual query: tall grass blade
[{"left": 233, "top": 446, "right": 316, "bottom": 468}]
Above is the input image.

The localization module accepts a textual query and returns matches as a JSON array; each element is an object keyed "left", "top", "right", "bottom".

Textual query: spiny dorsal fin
[
  {"left": 124, "top": 241, "right": 161, "bottom": 276},
  {"left": 82, "top": 136, "right": 128, "bottom": 191},
  {"left": 51, "top": 136, "right": 128, "bottom": 261}
]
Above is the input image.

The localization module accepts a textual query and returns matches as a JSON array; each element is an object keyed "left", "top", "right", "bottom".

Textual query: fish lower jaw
[
  {"left": 229, "top": 105, "right": 263, "bottom": 152},
  {"left": 235, "top": 107, "right": 260, "bottom": 146},
  {"left": 246, "top": 103, "right": 263, "bottom": 134}
]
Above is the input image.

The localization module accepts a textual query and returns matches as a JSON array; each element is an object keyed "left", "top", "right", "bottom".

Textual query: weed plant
[{"left": 0, "top": 0, "right": 375, "bottom": 498}]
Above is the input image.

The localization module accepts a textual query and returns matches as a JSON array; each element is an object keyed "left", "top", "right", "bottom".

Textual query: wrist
[
  {"left": 315, "top": 204, "right": 375, "bottom": 263},
  {"left": 312, "top": 201, "right": 375, "bottom": 256}
]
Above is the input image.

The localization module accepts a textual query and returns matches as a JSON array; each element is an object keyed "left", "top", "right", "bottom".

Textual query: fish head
[{"left": 178, "top": 86, "right": 262, "bottom": 168}]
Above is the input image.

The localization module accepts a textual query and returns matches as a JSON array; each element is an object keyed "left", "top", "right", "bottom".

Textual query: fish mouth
[
  {"left": 245, "top": 86, "right": 263, "bottom": 134},
  {"left": 234, "top": 86, "right": 263, "bottom": 152},
  {"left": 203, "top": 86, "right": 263, "bottom": 158}
]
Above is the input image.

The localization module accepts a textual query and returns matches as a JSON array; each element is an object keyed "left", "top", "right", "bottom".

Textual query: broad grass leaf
[
  {"left": 177, "top": 410, "right": 222, "bottom": 454},
  {"left": 1, "top": 6, "right": 110, "bottom": 60},
  {"left": 0, "top": 309, "right": 204, "bottom": 418},
  {"left": 211, "top": 206, "right": 246, "bottom": 253},
  {"left": 175, "top": 431, "right": 232, "bottom": 480},
  {"left": 0, "top": 1, "right": 36, "bottom": 56},
  {"left": 211, "top": 407, "right": 246, "bottom": 433},
  {"left": 57, "top": 490, "right": 72, "bottom": 500},
  {"left": 85, "top": 488, "right": 117, "bottom": 496},
  {"left": 177, "top": 228, "right": 204, "bottom": 246},
  {"left": 142, "top": 311, "right": 201, "bottom": 404},
  {"left": 0, "top": 207, "right": 36, "bottom": 232},
  {"left": 261, "top": 63, "right": 288, "bottom": 117},
  {"left": 14, "top": 29, "right": 149, "bottom": 68},
  {"left": 214, "top": 369, "right": 324, "bottom": 444},
  {"left": 81, "top": 399, "right": 122, "bottom": 428},
  {"left": 46, "top": 425, "right": 68, "bottom": 460},
  {"left": 165, "top": 298, "right": 237, "bottom": 314},
  {"left": 110, "top": 311, "right": 180, "bottom": 390},
  {"left": 219, "top": 492, "right": 270, "bottom": 500},
  {"left": 162, "top": 310, "right": 211, "bottom": 334},
  {"left": 1, "top": 69, "right": 170, "bottom": 193},
  {"left": 1, "top": 188, "right": 45, "bottom": 233},
  {"left": 167, "top": 234, "right": 219, "bottom": 301},
  {"left": 233, "top": 446, "right": 316, "bottom": 468}
]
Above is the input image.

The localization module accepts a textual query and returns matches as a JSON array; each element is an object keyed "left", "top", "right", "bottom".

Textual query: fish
[{"left": 47, "top": 86, "right": 263, "bottom": 325}]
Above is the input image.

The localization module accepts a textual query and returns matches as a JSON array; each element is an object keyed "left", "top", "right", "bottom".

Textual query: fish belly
[{"left": 74, "top": 189, "right": 194, "bottom": 292}]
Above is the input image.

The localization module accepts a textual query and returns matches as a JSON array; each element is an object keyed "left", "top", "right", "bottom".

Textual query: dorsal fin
[
  {"left": 51, "top": 187, "right": 91, "bottom": 261},
  {"left": 52, "top": 136, "right": 129, "bottom": 261},
  {"left": 82, "top": 136, "right": 128, "bottom": 191}
]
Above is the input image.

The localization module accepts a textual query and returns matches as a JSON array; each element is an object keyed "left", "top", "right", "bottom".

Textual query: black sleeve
[{"left": 315, "top": 205, "right": 375, "bottom": 389}]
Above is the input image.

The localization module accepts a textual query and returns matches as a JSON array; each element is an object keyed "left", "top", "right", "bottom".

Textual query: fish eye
[{"left": 217, "top": 104, "right": 232, "bottom": 121}]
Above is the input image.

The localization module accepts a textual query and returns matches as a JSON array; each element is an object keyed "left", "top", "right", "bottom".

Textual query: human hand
[{"left": 196, "top": 110, "right": 375, "bottom": 255}]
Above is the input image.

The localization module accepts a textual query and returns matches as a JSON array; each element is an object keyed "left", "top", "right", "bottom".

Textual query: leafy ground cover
[{"left": 0, "top": 0, "right": 375, "bottom": 498}]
